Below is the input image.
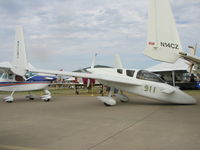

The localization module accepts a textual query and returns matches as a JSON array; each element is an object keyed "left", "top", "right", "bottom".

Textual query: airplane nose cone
[{"left": 174, "top": 89, "right": 197, "bottom": 104}]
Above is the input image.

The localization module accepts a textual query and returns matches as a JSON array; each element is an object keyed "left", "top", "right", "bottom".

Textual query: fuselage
[
  {"left": 88, "top": 68, "right": 196, "bottom": 104},
  {"left": 0, "top": 70, "right": 56, "bottom": 92}
]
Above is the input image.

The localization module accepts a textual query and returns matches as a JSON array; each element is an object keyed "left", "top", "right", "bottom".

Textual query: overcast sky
[{"left": 0, "top": 0, "right": 199, "bottom": 71}]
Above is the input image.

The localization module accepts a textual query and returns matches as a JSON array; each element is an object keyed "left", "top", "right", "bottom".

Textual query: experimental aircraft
[
  {"left": 144, "top": 0, "right": 200, "bottom": 75},
  {"left": 31, "top": 55, "right": 196, "bottom": 106},
  {"left": 0, "top": 26, "right": 56, "bottom": 103}
]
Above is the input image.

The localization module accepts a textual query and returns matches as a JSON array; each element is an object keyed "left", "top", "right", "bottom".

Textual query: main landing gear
[
  {"left": 3, "top": 90, "right": 52, "bottom": 103},
  {"left": 97, "top": 87, "right": 116, "bottom": 106},
  {"left": 114, "top": 91, "right": 129, "bottom": 103},
  {"left": 26, "top": 90, "right": 51, "bottom": 102},
  {"left": 3, "top": 91, "right": 15, "bottom": 103},
  {"left": 26, "top": 92, "right": 35, "bottom": 100},
  {"left": 97, "top": 88, "right": 129, "bottom": 107},
  {"left": 40, "top": 89, "right": 51, "bottom": 102}
]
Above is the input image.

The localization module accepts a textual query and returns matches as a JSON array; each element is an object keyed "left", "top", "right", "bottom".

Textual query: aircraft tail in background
[
  {"left": 144, "top": 0, "right": 183, "bottom": 63},
  {"left": 11, "top": 26, "right": 28, "bottom": 77}
]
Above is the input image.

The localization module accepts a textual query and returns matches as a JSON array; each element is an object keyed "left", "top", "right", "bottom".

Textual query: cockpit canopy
[{"left": 136, "top": 70, "right": 164, "bottom": 83}]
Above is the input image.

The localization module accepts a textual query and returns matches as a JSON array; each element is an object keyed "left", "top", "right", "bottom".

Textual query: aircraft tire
[
  {"left": 104, "top": 103, "right": 112, "bottom": 107},
  {"left": 120, "top": 100, "right": 128, "bottom": 103},
  {"left": 44, "top": 99, "right": 50, "bottom": 102}
]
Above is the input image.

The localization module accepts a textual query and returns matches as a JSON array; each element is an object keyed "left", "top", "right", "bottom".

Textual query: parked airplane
[
  {"left": 144, "top": 0, "right": 200, "bottom": 75},
  {"left": 31, "top": 54, "right": 196, "bottom": 106},
  {"left": 0, "top": 26, "right": 56, "bottom": 103}
]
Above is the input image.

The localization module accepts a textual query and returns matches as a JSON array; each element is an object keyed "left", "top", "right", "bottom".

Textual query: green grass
[{"left": 183, "top": 90, "right": 200, "bottom": 95}]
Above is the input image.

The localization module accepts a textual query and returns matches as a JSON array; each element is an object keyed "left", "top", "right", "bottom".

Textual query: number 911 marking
[{"left": 144, "top": 85, "right": 156, "bottom": 93}]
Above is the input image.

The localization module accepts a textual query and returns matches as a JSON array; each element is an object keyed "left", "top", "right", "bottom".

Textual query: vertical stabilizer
[
  {"left": 11, "top": 26, "right": 28, "bottom": 76},
  {"left": 143, "top": 0, "right": 182, "bottom": 63},
  {"left": 114, "top": 54, "right": 123, "bottom": 69}
]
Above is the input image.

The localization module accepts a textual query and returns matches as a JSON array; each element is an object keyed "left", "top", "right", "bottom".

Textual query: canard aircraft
[
  {"left": 144, "top": 0, "right": 200, "bottom": 75},
  {"left": 0, "top": 26, "right": 56, "bottom": 103},
  {"left": 30, "top": 54, "right": 196, "bottom": 106}
]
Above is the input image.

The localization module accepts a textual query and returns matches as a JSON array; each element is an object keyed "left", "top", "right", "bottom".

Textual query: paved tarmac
[{"left": 0, "top": 93, "right": 200, "bottom": 150}]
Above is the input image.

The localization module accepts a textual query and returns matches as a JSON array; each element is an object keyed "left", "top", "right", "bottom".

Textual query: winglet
[
  {"left": 11, "top": 26, "right": 28, "bottom": 77},
  {"left": 91, "top": 53, "right": 97, "bottom": 69},
  {"left": 143, "top": 0, "right": 182, "bottom": 63},
  {"left": 114, "top": 54, "right": 123, "bottom": 69}
]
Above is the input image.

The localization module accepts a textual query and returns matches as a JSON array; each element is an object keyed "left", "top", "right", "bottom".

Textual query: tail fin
[
  {"left": 143, "top": 0, "right": 182, "bottom": 63},
  {"left": 11, "top": 26, "right": 28, "bottom": 76},
  {"left": 114, "top": 54, "right": 123, "bottom": 69}
]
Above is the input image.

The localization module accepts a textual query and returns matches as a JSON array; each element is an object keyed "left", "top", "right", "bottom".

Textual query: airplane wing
[
  {"left": 29, "top": 68, "right": 142, "bottom": 86},
  {"left": 179, "top": 52, "right": 200, "bottom": 65},
  {"left": 0, "top": 61, "right": 12, "bottom": 70}
]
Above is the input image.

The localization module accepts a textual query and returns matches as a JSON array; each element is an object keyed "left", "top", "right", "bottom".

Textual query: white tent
[{"left": 147, "top": 59, "right": 188, "bottom": 72}]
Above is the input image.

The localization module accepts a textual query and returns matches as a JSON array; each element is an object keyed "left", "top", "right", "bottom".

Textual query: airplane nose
[{"left": 174, "top": 90, "right": 197, "bottom": 104}]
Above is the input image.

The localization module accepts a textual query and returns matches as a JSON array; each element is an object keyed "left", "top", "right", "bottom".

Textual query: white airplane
[
  {"left": 144, "top": 0, "right": 200, "bottom": 75},
  {"left": 0, "top": 26, "right": 57, "bottom": 103},
  {"left": 31, "top": 54, "right": 197, "bottom": 106}
]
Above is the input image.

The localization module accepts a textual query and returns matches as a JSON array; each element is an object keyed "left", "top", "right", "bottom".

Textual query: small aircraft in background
[
  {"left": 0, "top": 26, "right": 56, "bottom": 103},
  {"left": 144, "top": 0, "right": 200, "bottom": 75},
  {"left": 31, "top": 54, "right": 196, "bottom": 106}
]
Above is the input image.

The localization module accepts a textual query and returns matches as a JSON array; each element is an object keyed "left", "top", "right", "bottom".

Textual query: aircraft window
[
  {"left": 25, "top": 71, "right": 37, "bottom": 78},
  {"left": 8, "top": 74, "right": 14, "bottom": 80},
  {"left": 0, "top": 71, "right": 3, "bottom": 78},
  {"left": 117, "top": 69, "right": 123, "bottom": 74},
  {"left": 136, "top": 70, "right": 164, "bottom": 83},
  {"left": 126, "top": 70, "right": 135, "bottom": 77},
  {"left": 2, "top": 73, "right": 8, "bottom": 79},
  {"left": 15, "top": 75, "right": 25, "bottom": 81}
]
